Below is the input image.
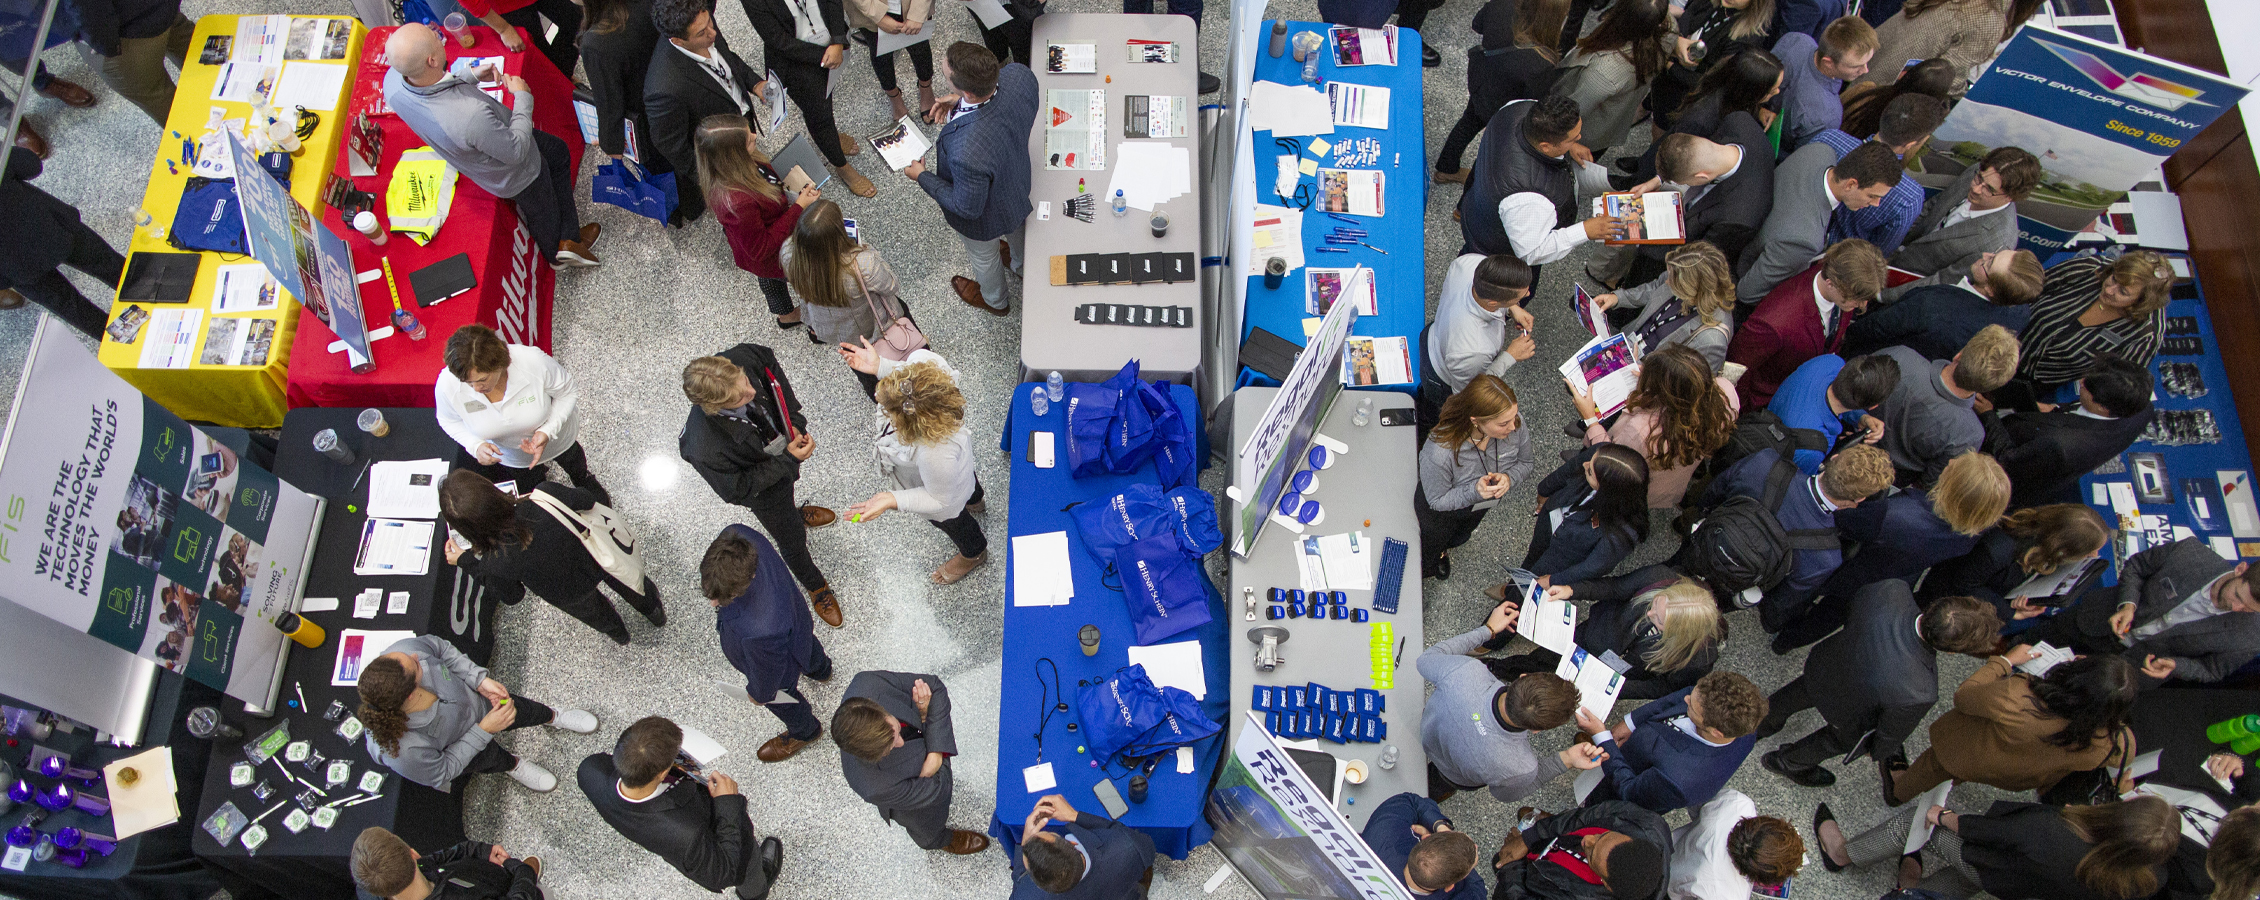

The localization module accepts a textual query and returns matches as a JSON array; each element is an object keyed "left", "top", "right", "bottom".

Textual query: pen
[
  {"left": 1358, "top": 241, "right": 1390, "bottom": 255},
  {"left": 1326, "top": 212, "right": 1358, "bottom": 224},
  {"left": 1393, "top": 636, "right": 1406, "bottom": 669},
  {"left": 1314, "top": 246, "right": 1350, "bottom": 253}
]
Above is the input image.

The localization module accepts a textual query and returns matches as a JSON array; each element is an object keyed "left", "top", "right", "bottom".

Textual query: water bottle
[
  {"left": 1046, "top": 371, "right": 1065, "bottom": 402},
  {"left": 1378, "top": 744, "right": 1398, "bottom": 770},
  {"left": 392, "top": 305, "right": 427, "bottom": 341},
  {"left": 1353, "top": 397, "right": 1372, "bottom": 426},
  {"left": 1112, "top": 190, "right": 1127, "bottom": 217},
  {"left": 1031, "top": 389, "right": 1050, "bottom": 416}
]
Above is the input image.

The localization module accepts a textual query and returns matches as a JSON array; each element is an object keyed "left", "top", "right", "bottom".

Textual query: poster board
[
  {"left": 1231, "top": 289, "right": 1356, "bottom": 557},
  {"left": 225, "top": 130, "right": 373, "bottom": 368},
  {"left": 1205, "top": 712, "right": 1412, "bottom": 900},
  {"left": 0, "top": 324, "right": 320, "bottom": 704},
  {"left": 1922, "top": 26, "right": 2249, "bottom": 251}
]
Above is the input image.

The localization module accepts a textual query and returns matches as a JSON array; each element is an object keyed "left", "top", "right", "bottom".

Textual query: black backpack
[
  {"left": 1680, "top": 457, "right": 1838, "bottom": 601},
  {"left": 1713, "top": 408, "right": 1831, "bottom": 475}
]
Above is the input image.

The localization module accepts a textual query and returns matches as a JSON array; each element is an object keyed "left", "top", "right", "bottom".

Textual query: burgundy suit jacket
[{"left": 1727, "top": 262, "right": 1849, "bottom": 410}]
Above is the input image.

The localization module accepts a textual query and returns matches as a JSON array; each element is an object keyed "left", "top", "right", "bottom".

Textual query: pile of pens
[{"left": 1314, "top": 212, "right": 1386, "bottom": 255}]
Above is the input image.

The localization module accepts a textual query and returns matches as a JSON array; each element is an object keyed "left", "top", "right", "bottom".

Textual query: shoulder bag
[
  {"left": 525, "top": 488, "right": 648, "bottom": 592},
  {"left": 850, "top": 263, "right": 927, "bottom": 361}
]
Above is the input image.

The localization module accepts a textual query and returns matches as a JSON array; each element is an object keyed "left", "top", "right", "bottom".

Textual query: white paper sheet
[
  {"left": 1126, "top": 640, "right": 1208, "bottom": 699},
  {"left": 103, "top": 746, "right": 180, "bottom": 839},
  {"left": 1325, "top": 82, "right": 1390, "bottom": 128},
  {"left": 765, "top": 70, "right": 789, "bottom": 130},
  {"left": 138, "top": 310, "right": 202, "bottom": 369},
  {"left": 1247, "top": 81, "right": 1334, "bottom": 137},
  {"left": 867, "top": 115, "right": 933, "bottom": 171},
  {"left": 1902, "top": 780, "right": 1956, "bottom": 854},
  {"left": 366, "top": 459, "right": 449, "bottom": 520},
  {"left": 1107, "top": 141, "right": 1192, "bottom": 212},
  {"left": 2107, "top": 481, "right": 2140, "bottom": 518},
  {"left": 2221, "top": 470, "right": 2260, "bottom": 538},
  {"left": 211, "top": 63, "right": 278, "bottom": 104},
  {"left": 332, "top": 629, "right": 418, "bottom": 685},
  {"left": 272, "top": 61, "right": 350, "bottom": 111},
  {"left": 1518, "top": 591, "right": 1578, "bottom": 655},
  {"left": 1010, "top": 531, "right": 1073, "bottom": 606},
  {"left": 1311, "top": 531, "right": 1372, "bottom": 589},
  {"left": 300, "top": 597, "right": 340, "bottom": 612},
  {"left": 2009, "top": 557, "right": 2102, "bottom": 601},
  {"left": 354, "top": 519, "right": 435, "bottom": 576},
  {"left": 679, "top": 724, "right": 728, "bottom": 765},
  {"left": 876, "top": 27, "right": 932, "bottom": 57},
  {"left": 1555, "top": 647, "right": 1625, "bottom": 720},
  {"left": 1560, "top": 332, "right": 1642, "bottom": 419},
  {"left": 2016, "top": 641, "right": 2076, "bottom": 677},
  {"left": 213, "top": 264, "right": 280, "bottom": 313},
  {"left": 965, "top": 0, "right": 1013, "bottom": 29},
  {"left": 1572, "top": 764, "right": 1605, "bottom": 804},
  {"left": 1246, "top": 205, "right": 1306, "bottom": 275}
]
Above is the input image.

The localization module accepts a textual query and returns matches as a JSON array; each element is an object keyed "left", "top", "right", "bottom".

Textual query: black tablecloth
[
  {"left": 191, "top": 408, "right": 495, "bottom": 900},
  {"left": 2131, "top": 687, "right": 2260, "bottom": 804}
]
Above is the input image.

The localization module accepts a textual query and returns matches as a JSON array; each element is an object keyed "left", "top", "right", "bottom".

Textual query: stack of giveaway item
[{"left": 1063, "top": 360, "right": 1199, "bottom": 489}]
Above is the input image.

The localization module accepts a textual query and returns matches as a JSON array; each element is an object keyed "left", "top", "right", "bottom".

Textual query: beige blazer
[{"left": 845, "top": 0, "right": 931, "bottom": 33}]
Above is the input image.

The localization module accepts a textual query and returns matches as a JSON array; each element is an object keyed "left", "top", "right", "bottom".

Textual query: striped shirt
[
  {"left": 1813, "top": 129, "right": 1923, "bottom": 256},
  {"left": 2016, "top": 256, "right": 2166, "bottom": 389}
]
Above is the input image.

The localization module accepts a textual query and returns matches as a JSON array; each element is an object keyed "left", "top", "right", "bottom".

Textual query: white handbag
[{"left": 525, "top": 489, "right": 647, "bottom": 591}]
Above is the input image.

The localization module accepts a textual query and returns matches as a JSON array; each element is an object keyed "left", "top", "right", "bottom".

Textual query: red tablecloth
[{"left": 287, "top": 24, "right": 579, "bottom": 410}]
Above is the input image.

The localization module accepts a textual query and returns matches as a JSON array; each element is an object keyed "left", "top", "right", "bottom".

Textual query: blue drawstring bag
[
  {"left": 1064, "top": 380, "right": 1123, "bottom": 478},
  {"left": 1076, "top": 663, "right": 1221, "bottom": 760},
  {"left": 1164, "top": 486, "right": 1223, "bottom": 556},
  {"left": 1067, "top": 482, "right": 1172, "bottom": 569},
  {"left": 591, "top": 159, "right": 678, "bottom": 223},
  {"left": 1100, "top": 361, "right": 1159, "bottom": 473},
  {"left": 1137, "top": 378, "right": 1199, "bottom": 489},
  {"left": 169, "top": 178, "right": 249, "bottom": 254},
  {"left": 1119, "top": 534, "right": 1213, "bottom": 645}
]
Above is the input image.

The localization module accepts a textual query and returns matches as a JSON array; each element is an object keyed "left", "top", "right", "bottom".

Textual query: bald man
[{"left": 382, "top": 24, "right": 600, "bottom": 268}]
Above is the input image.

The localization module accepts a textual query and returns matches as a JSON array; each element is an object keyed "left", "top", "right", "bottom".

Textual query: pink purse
[{"left": 851, "top": 264, "right": 928, "bottom": 361}]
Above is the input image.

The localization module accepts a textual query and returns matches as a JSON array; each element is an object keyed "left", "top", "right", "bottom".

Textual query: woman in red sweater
[{"left": 695, "top": 114, "right": 821, "bottom": 330}]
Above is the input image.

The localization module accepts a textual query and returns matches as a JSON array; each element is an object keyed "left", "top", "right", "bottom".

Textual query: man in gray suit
[
  {"left": 1736, "top": 140, "right": 1902, "bottom": 307},
  {"left": 2033, "top": 538, "right": 2260, "bottom": 687},
  {"left": 1880, "top": 147, "right": 2042, "bottom": 302},
  {"left": 831, "top": 671, "right": 990, "bottom": 854}
]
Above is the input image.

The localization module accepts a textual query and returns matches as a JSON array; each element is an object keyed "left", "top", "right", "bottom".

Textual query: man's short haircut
[
  {"left": 699, "top": 530, "right": 758, "bottom": 603},
  {"left": 1832, "top": 354, "right": 1902, "bottom": 409},
  {"left": 1817, "top": 15, "right": 1878, "bottom": 61},
  {"left": 1980, "top": 147, "right": 2042, "bottom": 200},
  {"left": 1820, "top": 238, "right": 1887, "bottom": 303},
  {"left": 1407, "top": 830, "right": 1480, "bottom": 893},
  {"left": 1921, "top": 595, "right": 2006, "bottom": 655},
  {"left": 1502, "top": 672, "right": 1580, "bottom": 731},
  {"left": 1875, "top": 93, "right": 1949, "bottom": 147},
  {"left": 1726, "top": 817, "right": 1806, "bottom": 886},
  {"left": 1990, "top": 250, "right": 2045, "bottom": 306},
  {"left": 650, "top": 0, "right": 706, "bottom": 40},
  {"left": 615, "top": 716, "right": 684, "bottom": 787},
  {"left": 350, "top": 828, "right": 417, "bottom": 898},
  {"left": 1022, "top": 834, "right": 1086, "bottom": 893},
  {"left": 1951, "top": 324, "right": 2020, "bottom": 393},
  {"left": 1525, "top": 95, "right": 1583, "bottom": 147},
  {"left": 1692, "top": 671, "right": 1766, "bottom": 738},
  {"left": 1654, "top": 133, "right": 1706, "bottom": 184},
  {"left": 682, "top": 356, "right": 745, "bottom": 414},
  {"left": 947, "top": 42, "right": 1000, "bottom": 98},
  {"left": 1820, "top": 444, "right": 1895, "bottom": 504},
  {"left": 1604, "top": 838, "right": 1667, "bottom": 900},
  {"left": 831, "top": 697, "right": 897, "bottom": 762},
  {"left": 1473, "top": 254, "right": 1535, "bottom": 301},
  {"left": 1834, "top": 141, "right": 1907, "bottom": 190},
  {"left": 2080, "top": 352, "right": 2151, "bottom": 419}
]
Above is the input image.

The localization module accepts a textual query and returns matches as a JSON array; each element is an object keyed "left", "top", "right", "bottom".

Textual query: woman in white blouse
[
  {"left": 839, "top": 341, "right": 986, "bottom": 585},
  {"left": 434, "top": 325, "right": 607, "bottom": 503}
]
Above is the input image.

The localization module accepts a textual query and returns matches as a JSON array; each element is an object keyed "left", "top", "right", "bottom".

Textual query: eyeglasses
[{"left": 1970, "top": 179, "right": 2007, "bottom": 199}]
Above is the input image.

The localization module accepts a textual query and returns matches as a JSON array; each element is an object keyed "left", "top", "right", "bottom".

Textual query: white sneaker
[
  {"left": 549, "top": 709, "right": 598, "bottom": 734},
  {"left": 507, "top": 759, "right": 558, "bottom": 792}
]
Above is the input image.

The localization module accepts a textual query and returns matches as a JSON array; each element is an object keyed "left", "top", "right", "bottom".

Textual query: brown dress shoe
[
  {"left": 553, "top": 240, "right": 601, "bottom": 268},
  {"left": 943, "top": 829, "right": 990, "bottom": 854},
  {"left": 523, "top": 856, "right": 542, "bottom": 878},
  {"left": 836, "top": 163, "right": 876, "bottom": 198},
  {"left": 839, "top": 132, "right": 862, "bottom": 157},
  {"left": 1434, "top": 168, "right": 1467, "bottom": 184},
  {"left": 37, "top": 78, "right": 93, "bottom": 108},
  {"left": 0, "top": 290, "right": 24, "bottom": 310},
  {"left": 953, "top": 276, "right": 1006, "bottom": 316},
  {"left": 757, "top": 730, "right": 819, "bottom": 762},
  {"left": 809, "top": 585, "right": 843, "bottom": 628},
  {"left": 577, "top": 222, "right": 602, "bottom": 248},
  {"left": 12, "top": 119, "right": 47, "bottom": 159},
  {"left": 998, "top": 239, "right": 1011, "bottom": 272},
  {"left": 801, "top": 504, "right": 837, "bottom": 528}
]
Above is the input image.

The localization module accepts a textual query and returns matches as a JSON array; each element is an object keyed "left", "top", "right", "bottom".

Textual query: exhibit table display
[
  {"left": 284, "top": 24, "right": 575, "bottom": 411},
  {"left": 97, "top": 15, "right": 366, "bottom": 428},
  {"left": 1019, "top": 14, "right": 1206, "bottom": 384}
]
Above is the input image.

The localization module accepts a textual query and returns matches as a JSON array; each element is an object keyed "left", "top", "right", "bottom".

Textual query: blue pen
[
  {"left": 1314, "top": 246, "right": 1350, "bottom": 253},
  {"left": 1325, "top": 212, "right": 1358, "bottom": 224}
]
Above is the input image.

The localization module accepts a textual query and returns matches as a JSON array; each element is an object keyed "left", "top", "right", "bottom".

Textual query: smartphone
[
  {"left": 1092, "top": 778, "right": 1130, "bottom": 818},
  {"left": 1378, "top": 408, "right": 1414, "bottom": 426}
]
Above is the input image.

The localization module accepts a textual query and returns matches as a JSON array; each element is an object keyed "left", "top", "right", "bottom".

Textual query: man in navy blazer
[
  {"left": 909, "top": 42, "right": 1037, "bottom": 316},
  {"left": 1578, "top": 673, "right": 1768, "bottom": 815},
  {"left": 1726, "top": 238, "right": 1887, "bottom": 410},
  {"left": 703, "top": 525, "right": 833, "bottom": 763},
  {"left": 1359, "top": 792, "right": 1485, "bottom": 899},
  {"left": 1010, "top": 794, "right": 1155, "bottom": 899}
]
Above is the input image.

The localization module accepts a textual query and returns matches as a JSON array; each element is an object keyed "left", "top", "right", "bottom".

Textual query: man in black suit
[
  {"left": 1981, "top": 352, "right": 2153, "bottom": 509},
  {"left": 2034, "top": 539, "right": 2260, "bottom": 687},
  {"left": 0, "top": 147, "right": 118, "bottom": 339},
  {"left": 646, "top": 0, "right": 766, "bottom": 224},
  {"left": 740, "top": 0, "right": 878, "bottom": 197},
  {"left": 578, "top": 717, "right": 783, "bottom": 899},
  {"left": 1490, "top": 801, "right": 1670, "bottom": 900},
  {"left": 350, "top": 826, "right": 544, "bottom": 900},
  {"left": 831, "top": 670, "right": 989, "bottom": 854},
  {"left": 1755, "top": 583, "right": 1999, "bottom": 787},
  {"left": 1010, "top": 794, "right": 1156, "bottom": 899},
  {"left": 680, "top": 346, "right": 843, "bottom": 627},
  {"left": 1620, "top": 125, "right": 1774, "bottom": 290},
  {"left": 1844, "top": 249, "right": 2044, "bottom": 361}
]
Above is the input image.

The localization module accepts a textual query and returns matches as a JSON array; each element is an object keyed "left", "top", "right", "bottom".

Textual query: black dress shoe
[
  {"left": 1198, "top": 72, "right": 1221, "bottom": 94},
  {"left": 1813, "top": 804, "right": 1847, "bottom": 873},
  {"left": 760, "top": 836, "right": 783, "bottom": 879},
  {"left": 1762, "top": 750, "right": 1837, "bottom": 787},
  {"left": 1421, "top": 44, "right": 1440, "bottom": 67},
  {"left": 1879, "top": 755, "right": 1911, "bottom": 807}
]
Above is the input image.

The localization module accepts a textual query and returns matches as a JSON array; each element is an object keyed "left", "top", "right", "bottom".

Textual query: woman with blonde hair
[
  {"left": 698, "top": 115, "right": 822, "bottom": 331},
  {"left": 1852, "top": 0, "right": 2011, "bottom": 94},
  {"left": 1417, "top": 375, "right": 1534, "bottom": 579},
  {"left": 2017, "top": 251, "right": 2175, "bottom": 394},
  {"left": 1488, "top": 568, "right": 1724, "bottom": 701},
  {"left": 1597, "top": 241, "right": 1738, "bottom": 372},
  {"left": 1778, "top": 451, "right": 2011, "bottom": 651},
  {"left": 1572, "top": 344, "right": 1739, "bottom": 508},
  {"left": 780, "top": 199, "right": 916, "bottom": 399},
  {"left": 1921, "top": 503, "right": 2112, "bottom": 634},
  {"left": 841, "top": 344, "right": 986, "bottom": 584}
]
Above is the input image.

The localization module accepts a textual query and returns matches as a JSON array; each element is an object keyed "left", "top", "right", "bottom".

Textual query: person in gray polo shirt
[
  {"left": 1418, "top": 599, "right": 1606, "bottom": 803},
  {"left": 1875, "top": 324, "right": 2019, "bottom": 486}
]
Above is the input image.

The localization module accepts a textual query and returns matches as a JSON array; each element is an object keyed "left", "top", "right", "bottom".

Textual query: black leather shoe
[
  {"left": 1879, "top": 754, "right": 1911, "bottom": 807},
  {"left": 1762, "top": 750, "right": 1836, "bottom": 787},
  {"left": 1421, "top": 44, "right": 1440, "bottom": 67},
  {"left": 761, "top": 837, "right": 783, "bottom": 879}
]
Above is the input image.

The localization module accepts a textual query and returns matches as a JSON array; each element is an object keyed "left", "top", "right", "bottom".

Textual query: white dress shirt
[
  {"left": 1493, "top": 158, "right": 1613, "bottom": 265},
  {"left": 1939, "top": 199, "right": 2009, "bottom": 233},
  {"left": 1667, "top": 790, "right": 1762, "bottom": 900},
  {"left": 434, "top": 344, "right": 582, "bottom": 469},
  {"left": 1811, "top": 273, "right": 1840, "bottom": 339},
  {"left": 1428, "top": 253, "right": 1519, "bottom": 391},
  {"left": 673, "top": 42, "right": 750, "bottom": 114}
]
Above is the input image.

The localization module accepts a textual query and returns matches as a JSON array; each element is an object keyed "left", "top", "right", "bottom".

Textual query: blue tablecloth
[
  {"left": 1239, "top": 21, "right": 1428, "bottom": 396},
  {"left": 988, "top": 382, "right": 1229, "bottom": 861}
]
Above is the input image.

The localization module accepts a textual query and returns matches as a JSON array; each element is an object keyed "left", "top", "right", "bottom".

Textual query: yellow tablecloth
[{"left": 97, "top": 15, "right": 364, "bottom": 428}]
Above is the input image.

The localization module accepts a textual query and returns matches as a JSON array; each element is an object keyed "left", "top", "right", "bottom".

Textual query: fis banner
[
  {"left": 1921, "top": 26, "right": 2249, "bottom": 250},
  {"left": 0, "top": 326, "right": 319, "bottom": 701},
  {"left": 1205, "top": 712, "right": 1411, "bottom": 900},
  {"left": 226, "top": 131, "right": 374, "bottom": 369}
]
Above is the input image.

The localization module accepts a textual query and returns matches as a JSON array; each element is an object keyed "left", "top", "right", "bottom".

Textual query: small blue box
[
  {"left": 1289, "top": 589, "right": 1307, "bottom": 606},
  {"left": 1269, "top": 587, "right": 1289, "bottom": 603},
  {"left": 1373, "top": 719, "right": 1387, "bottom": 740},
  {"left": 1284, "top": 687, "right": 1307, "bottom": 710},
  {"left": 1331, "top": 590, "right": 1349, "bottom": 605},
  {"left": 1297, "top": 712, "right": 1319, "bottom": 737},
  {"left": 1307, "top": 685, "right": 1330, "bottom": 711},
  {"left": 1356, "top": 688, "right": 1383, "bottom": 714},
  {"left": 1328, "top": 692, "right": 1350, "bottom": 715},
  {"left": 1330, "top": 602, "right": 1349, "bottom": 620},
  {"left": 1352, "top": 608, "right": 1370, "bottom": 623},
  {"left": 1252, "top": 685, "right": 1274, "bottom": 710},
  {"left": 1324, "top": 715, "right": 1351, "bottom": 743},
  {"left": 1265, "top": 711, "right": 1283, "bottom": 735},
  {"left": 1360, "top": 716, "right": 1385, "bottom": 742},
  {"left": 1287, "top": 600, "right": 1306, "bottom": 618}
]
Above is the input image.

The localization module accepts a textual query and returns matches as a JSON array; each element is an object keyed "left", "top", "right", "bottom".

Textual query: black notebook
[
  {"left": 1064, "top": 253, "right": 1109, "bottom": 285},
  {"left": 118, "top": 252, "right": 202, "bottom": 304},
  {"left": 1156, "top": 252, "right": 1195, "bottom": 283},
  {"left": 1240, "top": 326, "right": 1304, "bottom": 381},
  {"left": 407, "top": 253, "right": 476, "bottom": 307}
]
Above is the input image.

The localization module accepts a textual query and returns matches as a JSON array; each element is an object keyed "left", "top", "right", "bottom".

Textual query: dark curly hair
[
  {"left": 355, "top": 655, "right": 415, "bottom": 757},
  {"left": 2029, "top": 654, "right": 2137, "bottom": 754},
  {"left": 650, "top": 0, "right": 709, "bottom": 41}
]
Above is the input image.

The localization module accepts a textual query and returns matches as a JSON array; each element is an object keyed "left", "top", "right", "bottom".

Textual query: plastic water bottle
[
  {"left": 1112, "top": 190, "right": 1127, "bottom": 217},
  {"left": 1031, "top": 389, "right": 1050, "bottom": 416},
  {"left": 1046, "top": 371, "right": 1065, "bottom": 402},
  {"left": 1379, "top": 744, "right": 1398, "bottom": 770},
  {"left": 1353, "top": 398, "right": 1372, "bottom": 426}
]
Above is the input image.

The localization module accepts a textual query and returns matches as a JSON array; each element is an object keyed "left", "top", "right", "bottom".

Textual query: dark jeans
[
  {"left": 452, "top": 443, "right": 607, "bottom": 505},
  {"left": 774, "top": 61, "right": 849, "bottom": 167},
  {"left": 854, "top": 30, "right": 933, "bottom": 92},
  {"left": 500, "top": 0, "right": 583, "bottom": 83},
  {"left": 1123, "top": 0, "right": 1200, "bottom": 24},
  {"left": 458, "top": 693, "right": 559, "bottom": 779},
  {"left": 1393, "top": 0, "right": 1438, "bottom": 30},
  {"left": 974, "top": 13, "right": 1035, "bottom": 66},
  {"left": 1761, "top": 675, "right": 1857, "bottom": 769},
  {"left": 508, "top": 130, "right": 583, "bottom": 263},
  {"left": 758, "top": 276, "right": 794, "bottom": 316},
  {"left": 764, "top": 641, "right": 833, "bottom": 740},
  {"left": 930, "top": 480, "right": 988, "bottom": 558},
  {"left": 1426, "top": 761, "right": 1481, "bottom": 801},
  {"left": 14, "top": 215, "right": 121, "bottom": 340},
  {"left": 745, "top": 482, "right": 829, "bottom": 592},
  {"left": 1414, "top": 486, "right": 1488, "bottom": 575},
  {"left": 1436, "top": 108, "right": 1492, "bottom": 174},
  {"left": 1413, "top": 349, "right": 1451, "bottom": 444}
]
